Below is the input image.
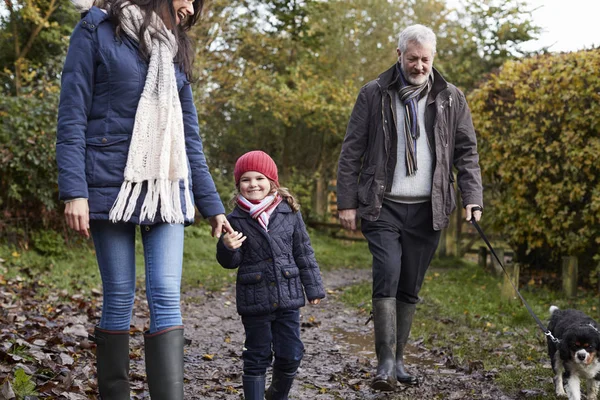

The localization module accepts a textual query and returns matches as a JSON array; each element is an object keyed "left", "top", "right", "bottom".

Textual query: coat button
[
  {"left": 145, "top": 226, "right": 150, "bottom": 231},
  {"left": 273, "top": 303, "right": 278, "bottom": 308},
  {"left": 284, "top": 271, "right": 289, "bottom": 276},
  {"left": 267, "top": 258, "right": 273, "bottom": 262},
  {"left": 270, "top": 282, "right": 275, "bottom": 287},
  {"left": 101, "top": 137, "right": 107, "bottom": 143},
  {"left": 255, "top": 274, "right": 260, "bottom": 281}
]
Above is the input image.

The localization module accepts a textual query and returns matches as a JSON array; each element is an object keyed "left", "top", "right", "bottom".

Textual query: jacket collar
[
  {"left": 229, "top": 201, "right": 292, "bottom": 219},
  {"left": 376, "top": 63, "right": 449, "bottom": 99}
]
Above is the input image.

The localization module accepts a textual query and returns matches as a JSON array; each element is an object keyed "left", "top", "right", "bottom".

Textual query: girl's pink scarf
[{"left": 236, "top": 193, "right": 282, "bottom": 232}]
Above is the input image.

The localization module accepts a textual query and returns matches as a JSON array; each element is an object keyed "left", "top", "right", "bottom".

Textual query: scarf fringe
[{"left": 109, "top": 179, "right": 193, "bottom": 224}]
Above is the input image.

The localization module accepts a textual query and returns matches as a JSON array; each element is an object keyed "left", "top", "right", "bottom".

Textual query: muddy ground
[
  {"left": 1, "top": 267, "right": 522, "bottom": 399},
  {"left": 173, "top": 268, "right": 515, "bottom": 400}
]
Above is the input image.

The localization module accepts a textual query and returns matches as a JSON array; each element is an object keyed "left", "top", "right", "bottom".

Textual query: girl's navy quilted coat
[{"left": 216, "top": 202, "right": 325, "bottom": 317}]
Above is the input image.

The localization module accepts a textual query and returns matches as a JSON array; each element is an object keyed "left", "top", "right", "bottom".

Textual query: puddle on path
[{"left": 332, "top": 327, "right": 448, "bottom": 371}]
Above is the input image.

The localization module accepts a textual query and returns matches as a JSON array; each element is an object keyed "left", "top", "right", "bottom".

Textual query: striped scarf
[
  {"left": 236, "top": 194, "right": 282, "bottom": 232},
  {"left": 397, "top": 63, "right": 433, "bottom": 176}
]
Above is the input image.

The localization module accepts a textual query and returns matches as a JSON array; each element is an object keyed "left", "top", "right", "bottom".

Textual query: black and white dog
[{"left": 547, "top": 306, "right": 600, "bottom": 399}]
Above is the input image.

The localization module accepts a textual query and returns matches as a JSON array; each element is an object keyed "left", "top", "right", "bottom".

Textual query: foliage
[
  {"left": 0, "top": 92, "right": 62, "bottom": 228},
  {"left": 469, "top": 50, "right": 600, "bottom": 279},
  {"left": 193, "top": 0, "right": 540, "bottom": 220},
  {"left": 193, "top": 0, "right": 357, "bottom": 220},
  {"left": 12, "top": 368, "right": 38, "bottom": 398},
  {"left": 0, "top": 0, "right": 78, "bottom": 95},
  {"left": 30, "top": 229, "right": 66, "bottom": 256},
  {"left": 437, "top": 0, "right": 542, "bottom": 91},
  {"left": 0, "top": 0, "right": 541, "bottom": 229}
]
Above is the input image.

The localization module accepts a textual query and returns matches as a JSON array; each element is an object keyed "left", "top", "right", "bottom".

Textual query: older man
[{"left": 337, "top": 24, "right": 483, "bottom": 391}]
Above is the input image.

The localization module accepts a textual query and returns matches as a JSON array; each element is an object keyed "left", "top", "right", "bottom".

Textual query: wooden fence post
[
  {"left": 501, "top": 261, "right": 520, "bottom": 301},
  {"left": 478, "top": 246, "right": 487, "bottom": 269},
  {"left": 491, "top": 248, "right": 504, "bottom": 277},
  {"left": 437, "top": 229, "right": 447, "bottom": 258},
  {"left": 445, "top": 209, "right": 457, "bottom": 256},
  {"left": 562, "top": 256, "right": 578, "bottom": 298}
]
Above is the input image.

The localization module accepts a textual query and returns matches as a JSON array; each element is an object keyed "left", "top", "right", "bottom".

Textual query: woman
[{"left": 55, "top": 0, "right": 230, "bottom": 398}]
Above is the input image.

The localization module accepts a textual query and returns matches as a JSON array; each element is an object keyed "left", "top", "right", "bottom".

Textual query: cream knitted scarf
[
  {"left": 72, "top": 0, "right": 193, "bottom": 224},
  {"left": 109, "top": 2, "right": 193, "bottom": 224}
]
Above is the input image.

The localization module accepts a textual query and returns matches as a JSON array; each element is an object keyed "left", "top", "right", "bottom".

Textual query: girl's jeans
[
  {"left": 241, "top": 309, "right": 304, "bottom": 376},
  {"left": 90, "top": 220, "right": 184, "bottom": 333}
]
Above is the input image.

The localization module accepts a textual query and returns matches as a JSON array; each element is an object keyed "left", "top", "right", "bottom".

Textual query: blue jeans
[
  {"left": 241, "top": 309, "right": 304, "bottom": 376},
  {"left": 90, "top": 220, "right": 184, "bottom": 333}
]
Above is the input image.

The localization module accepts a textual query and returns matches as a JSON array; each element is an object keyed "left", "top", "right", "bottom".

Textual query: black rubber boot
[
  {"left": 396, "top": 301, "right": 419, "bottom": 385},
  {"left": 144, "top": 326, "right": 184, "bottom": 400},
  {"left": 242, "top": 374, "right": 266, "bottom": 400},
  {"left": 265, "top": 369, "right": 296, "bottom": 400},
  {"left": 371, "top": 297, "right": 397, "bottom": 391},
  {"left": 92, "top": 327, "right": 130, "bottom": 400}
]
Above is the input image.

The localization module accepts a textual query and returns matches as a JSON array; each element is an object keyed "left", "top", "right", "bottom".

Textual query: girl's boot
[
  {"left": 242, "top": 375, "right": 266, "bottom": 399},
  {"left": 265, "top": 369, "right": 296, "bottom": 400},
  {"left": 92, "top": 327, "right": 130, "bottom": 400},
  {"left": 144, "top": 326, "right": 184, "bottom": 400}
]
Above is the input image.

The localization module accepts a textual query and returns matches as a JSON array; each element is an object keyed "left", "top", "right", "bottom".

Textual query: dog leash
[{"left": 469, "top": 206, "right": 560, "bottom": 343}]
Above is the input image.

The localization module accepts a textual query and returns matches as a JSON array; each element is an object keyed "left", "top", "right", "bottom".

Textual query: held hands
[
  {"left": 222, "top": 230, "right": 247, "bottom": 250},
  {"left": 208, "top": 214, "right": 233, "bottom": 238},
  {"left": 465, "top": 204, "right": 482, "bottom": 223},
  {"left": 64, "top": 199, "right": 90, "bottom": 238},
  {"left": 339, "top": 209, "right": 358, "bottom": 231}
]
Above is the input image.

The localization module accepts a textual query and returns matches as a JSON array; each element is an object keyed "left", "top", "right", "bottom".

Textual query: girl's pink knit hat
[{"left": 234, "top": 151, "right": 279, "bottom": 186}]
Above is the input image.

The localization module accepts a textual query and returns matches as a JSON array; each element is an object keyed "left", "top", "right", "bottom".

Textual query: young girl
[{"left": 217, "top": 150, "right": 326, "bottom": 400}]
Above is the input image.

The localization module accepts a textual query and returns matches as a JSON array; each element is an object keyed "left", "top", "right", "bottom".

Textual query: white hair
[{"left": 397, "top": 24, "right": 437, "bottom": 54}]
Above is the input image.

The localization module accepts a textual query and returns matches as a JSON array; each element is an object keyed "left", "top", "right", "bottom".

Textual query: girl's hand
[
  {"left": 309, "top": 299, "right": 321, "bottom": 305},
  {"left": 222, "top": 230, "right": 246, "bottom": 250}
]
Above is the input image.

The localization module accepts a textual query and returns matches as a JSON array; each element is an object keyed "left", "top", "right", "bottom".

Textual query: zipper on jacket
[{"left": 380, "top": 88, "right": 391, "bottom": 196}]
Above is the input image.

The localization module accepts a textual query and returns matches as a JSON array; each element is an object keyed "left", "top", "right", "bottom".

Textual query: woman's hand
[
  {"left": 65, "top": 199, "right": 90, "bottom": 238},
  {"left": 208, "top": 214, "right": 233, "bottom": 238},
  {"left": 222, "top": 231, "right": 246, "bottom": 250}
]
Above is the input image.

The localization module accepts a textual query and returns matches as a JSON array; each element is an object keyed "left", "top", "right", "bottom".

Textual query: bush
[
  {"left": 0, "top": 93, "right": 61, "bottom": 226},
  {"left": 31, "top": 229, "right": 66, "bottom": 256},
  {"left": 469, "top": 50, "right": 600, "bottom": 281}
]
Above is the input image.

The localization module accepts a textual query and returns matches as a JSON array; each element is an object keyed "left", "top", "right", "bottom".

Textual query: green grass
[
  {"left": 340, "top": 256, "right": 600, "bottom": 399},
  {"left": 1, "top": 222, "right": 371, "bottom": 293}
]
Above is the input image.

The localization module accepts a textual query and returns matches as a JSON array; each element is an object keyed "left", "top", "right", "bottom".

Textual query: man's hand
[
  {"left": 465, "top": 204, "right": 482, "bottom": 223},
  {"left": 208, "top": 214, "right": 232, "bottom": 238},
  {"left": 222, "top": 230, "right": 247, "bottom": 250},
  {"left": 339, "top": 209, "right": 358, "bottom": 231},
  {"left": 309, "top": 299, "right": 321, "bottom": 305},
  {"left": 65, "top": 199, "right": 90, "bottom": 238}
]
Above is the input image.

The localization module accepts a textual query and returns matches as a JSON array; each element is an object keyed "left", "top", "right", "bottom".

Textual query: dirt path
[{"left": 177, "top": 268, "right": 515, "bottom": 400}]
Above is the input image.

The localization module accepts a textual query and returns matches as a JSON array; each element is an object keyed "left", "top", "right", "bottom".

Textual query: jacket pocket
[
  {"left": 237, "top": 271, "right": 265, "bottom": 306},
  {"left": 85, "top": 135, "right": 130, "bottom": 186},
  {"left": 357, "top": 165, "right": 377, "bottom": 205},
  {"left": 281, "top": 266, "right": 302, "bottom": 300}
]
